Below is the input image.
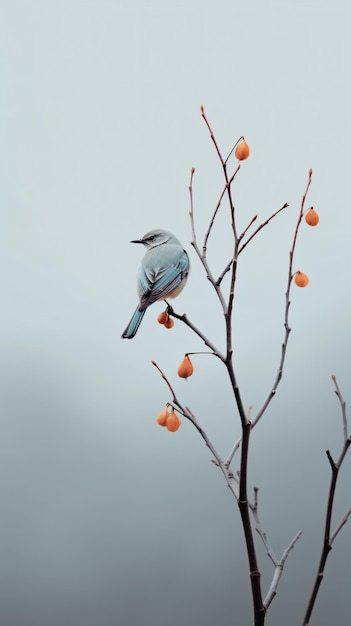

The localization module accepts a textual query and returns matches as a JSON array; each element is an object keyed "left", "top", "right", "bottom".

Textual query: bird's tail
[{"left": 121, "top": 308, "right": 146, "bottom": 339}]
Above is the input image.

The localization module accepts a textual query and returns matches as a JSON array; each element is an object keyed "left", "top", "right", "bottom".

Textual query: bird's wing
[{"left": 137, "top": 248, "right": 189, "bottom": 309}]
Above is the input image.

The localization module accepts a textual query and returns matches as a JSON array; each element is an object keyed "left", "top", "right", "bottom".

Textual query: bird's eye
[{"left": 148, "top": 235, "right": 155, "bottom": 241}]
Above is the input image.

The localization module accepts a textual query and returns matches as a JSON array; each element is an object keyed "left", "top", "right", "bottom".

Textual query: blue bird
[{"left": 121, "top": 229, "right": 190, "bottom": 339}]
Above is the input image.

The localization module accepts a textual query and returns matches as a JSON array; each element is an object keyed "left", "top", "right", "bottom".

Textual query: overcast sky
[{"left": 1, "top": 1, "right": 350, "bottom": 625}]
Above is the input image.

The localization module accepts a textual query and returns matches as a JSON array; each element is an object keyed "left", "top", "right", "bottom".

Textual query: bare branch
[
  {"left": 201, "top": 106, "right": 238, "bottom": 241},
  {"left": 252, "top": 170, "right": 313, "bottom": 430},
  {"left": 184, "top": 406, "right": 225, "bottom": 467},
  {"left": 166, "top": 304, "right": 225, "bottom": 361},
  {"left": 264, "top": 530, "right": 303, "bottom": 611},
  {"left": 330, "top": 507, "right": 351, "bottom": 545},
  {"left": 188, "top": 173, "right": 228, "bottom": 313},
  {"left": 152, "top": 360, "right": 226, "bottom": 470},
  {"left": 151, "top": 360, "right": 179, "bottom": 406},
  {"left": 326, "top": 449, "right": 336, "bottom": 470},
  {"left": 203, "top": 166, "right": 240, "bottom": 253},
  {"left": 188, "top": 167, "right": 196, "bottom": 245},
  {"left": 217, "top": 202, "right": 288, "bottom": 286},
  {"left": 302, "top": 376, "right": 351, "bottom": 626},
  {"left": 240, "top": 213, "right": 259, "bottom": 240},
  {"left": 225, "top": 437, "right": 241, "bottom": 467},
  {"left": 200, "top": 105, "right": 224, "bottom": 165},
  {"left": 238, "top": 202, "right": 289, "bottom": 256},
  {"left": 151, "top": 358, "right": 243, "bottom": 509},
  {"left": 332, "top": 374, "right": 348, "bottom": 441},
  {"left": 251, "top": 487, "right": 302, "bottom": 611},
  {"left": 185, "top": 406, "right": 239, "bottom": 501},
  {"left": 224, "top": 135, "right": 244, "bottom": 165},
  {"left": 251, "top": 487, "right": 278, "bottom": 566}
]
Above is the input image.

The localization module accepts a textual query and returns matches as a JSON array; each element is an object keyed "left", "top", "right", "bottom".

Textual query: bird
[{"left": 121, "top": 229, "right": 190, "bottom": 339}]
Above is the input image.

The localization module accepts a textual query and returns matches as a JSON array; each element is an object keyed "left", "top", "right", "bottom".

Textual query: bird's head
[{"left": 130, "top": 229, "right": 179, "bottom": 249}]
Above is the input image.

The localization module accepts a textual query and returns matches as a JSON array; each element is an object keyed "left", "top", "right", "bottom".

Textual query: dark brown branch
[
  {"left": 302, "top": 377, "right": 351, "bottom": 625},
  {"left": 238, "top": 424, "right": 265, "bottom": 625}
]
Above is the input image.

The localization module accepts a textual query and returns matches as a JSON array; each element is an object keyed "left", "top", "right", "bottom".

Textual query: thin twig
[
  {"left": 189, "top": 167, "right": 196, "bottom": 245},
  {"left": 152, "top": 360, "right": 225, "bottom": 463},
  {"left": 332, "top": 374, "right": 348, "bottom": 441},
  {"left": 251, "top": 487, "right": 278, "bottom": 566},
  {"left": 151, "top": 360, "right": 179, "bottom": 404},
  {"left": 240, "top": 214, "right": 259, "bottom": 240},
  {"left": 204, "top": 166, "right": 240, "bottom": 252},
  {"left": 200, "top": 105, "right": 224, "bottom": 165},
  {"left": 330, "top": 508, "right": 351, "bottom": 545},
  {"left": 238, "top": 202, "right": 289, "bottom": 255},
  {"left": 201, "top": 105, "right": 238, "bottom": 241},
  {"left": 225, "top": 135, "right": 244, "bottom": 165},
  {"left": 166, "top": 305, "right": 225, "bottom": 361},
  {"left": 217, "top": 202, "right": 289, "bottom": 286},
  {"left": 251, "top": 486, "right": 302, "bottom": 610},
  {"left": 263, "top": 530, "right": 303, "bottom": 611},
  {"left": 188, "top": 171, "right": 228, "bottom": 313},
  {"left": 185, "top": 406, "right": 239, "bottom": 500}
]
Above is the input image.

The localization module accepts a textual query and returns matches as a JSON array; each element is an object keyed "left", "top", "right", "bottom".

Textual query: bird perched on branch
[{"left": 121, "top": 229, "right": 190, "bottom": 339}]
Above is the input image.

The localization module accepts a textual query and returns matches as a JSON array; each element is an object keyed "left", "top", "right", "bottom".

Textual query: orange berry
[
  {"left": 305, "top": 207, "right": 319, "bottom": 226},
  {"left": 235, "top": 139, "right": 250, "bottom": 161},
  {"left": 177, "top": 356, "right": 194, "bottom": 379},
  {"left": 157, "top": 406, "right": 169, "bottom": 426},
  {"left": 166, "top": 410, "right": 181, "bottom": 432},
  {"left": 164, "top": 316, "right": 175, "bottom": 329},
  {"left": 157, "top": 311, "right": 169, "bottom": 324},
  {"left": 294, "top": 271, "right": 309, "bottom": 288}
]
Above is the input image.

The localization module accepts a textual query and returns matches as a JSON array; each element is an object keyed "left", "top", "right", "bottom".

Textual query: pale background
[{"left": 1, "top": 1, "right": 350, "bottom": 625}]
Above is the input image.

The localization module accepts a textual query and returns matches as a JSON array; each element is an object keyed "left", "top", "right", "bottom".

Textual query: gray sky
[{"left": 1, "top": 1, "right": 350, "bottom": 625}]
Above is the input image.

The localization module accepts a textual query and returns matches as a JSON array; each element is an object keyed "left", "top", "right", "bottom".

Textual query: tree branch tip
[{"left": 326, "top": 449, "right": 336, "bottom": 469}]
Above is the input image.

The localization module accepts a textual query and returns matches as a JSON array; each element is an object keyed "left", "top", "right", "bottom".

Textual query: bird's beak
[{"left": 130, "top": 238, "right": 143, "bottom": 244}]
